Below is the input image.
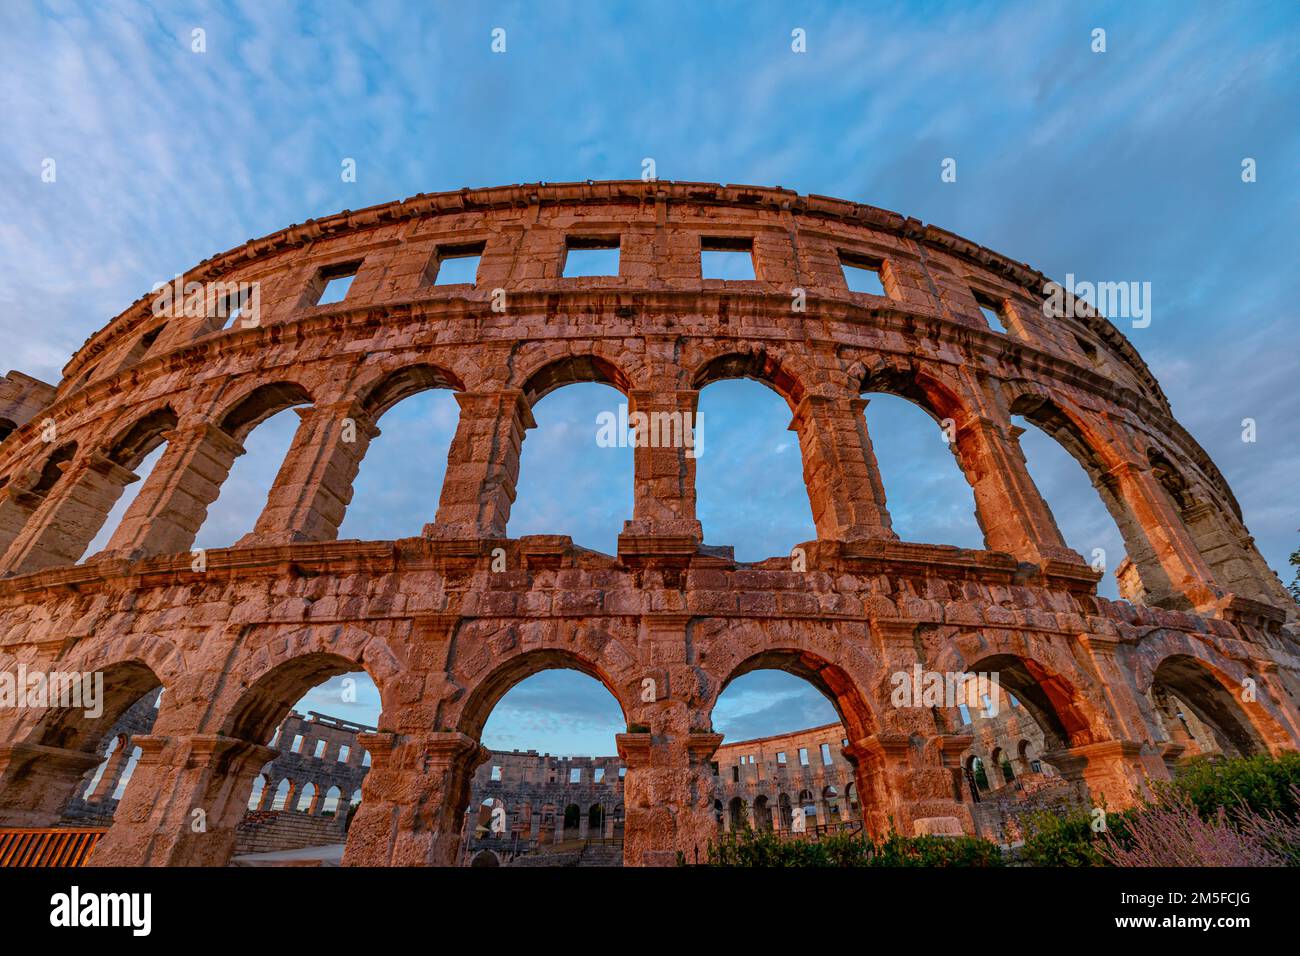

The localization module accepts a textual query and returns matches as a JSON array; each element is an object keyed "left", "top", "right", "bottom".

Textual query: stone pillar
[
  {"left": 618, "top": 388, "right": 704, "bottom": 555},
  {"left": 86, "top": 741, "right": 131, "bottom": 803},
  {"left": 617, "top": 731, "right": 721, "bottom": 867},
  {"left": 0, "top": 742, "right": 103, "bottom": 826},
  {"left": 237, "top": 401, "right": 379, "bottom": 546},
  {"left": 952, "top": 416, "right": 1080, "bottom": 565},
  {"left": 0, "top": 485, "right": 47, "bottom": 558},
  {"left": 790, "top": 395, "right": 895, "bottom": 542},
  {"left": 95, "top": 422, "right": 245, "bottom": 560},
  {"left": 843, "top": 733, "right": 974, "bottom": 839},
  {"left": 87, "top": 734, "right": 276, "bottom": 866},
  {"left": 427, "top": 390, "right": 534, "bottom": 540},
  {"left": 1098, "top": 458, "right": 1221, "bottom": 609},
  {"left": 342, "top": 731, "right": 488, "bottom": 867},
  {"left": 1041, "top": 740, "right": 1168, "bottom": 809},
  {"left": 2, "top": 453, "right": 137, "bottom": 573}
]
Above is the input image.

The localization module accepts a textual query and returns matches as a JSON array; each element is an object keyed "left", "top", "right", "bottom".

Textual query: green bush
[
  {"left": 1162, "top": 752, "right": 1300, "bottom": 820},
  {"left": 700, "top": 825, "right": 1002, "bottom": 867},
  {"left": 1019, "top": 803, "right": 1106, "bottom": 867}
]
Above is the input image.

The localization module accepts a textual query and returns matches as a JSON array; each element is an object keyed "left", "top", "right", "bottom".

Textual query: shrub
[
  {"left": 1162, "top": 752, "right": 1300, "bottom": 820},
  {"left": 701, "top": 825, "right": 1001, "bottom": 867},
  {"left": 1099, "top": 795, "right": 1287, "bottom": 867},
  {"left": 1019, "top": 802, "right": 1106, "bottom": 867}
]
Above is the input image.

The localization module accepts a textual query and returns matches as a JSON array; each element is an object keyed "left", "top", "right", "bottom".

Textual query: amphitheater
[{"left": 0, "top": 180, "right": 1296, "bottom": 868}]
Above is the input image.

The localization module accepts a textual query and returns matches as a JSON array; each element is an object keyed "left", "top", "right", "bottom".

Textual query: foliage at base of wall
[
  {"left": 694, "top": 827, "right": 1004, "bottom": 867},
  {"left": 1019, "top": 753, "right": 1300, "bottom": 867}
]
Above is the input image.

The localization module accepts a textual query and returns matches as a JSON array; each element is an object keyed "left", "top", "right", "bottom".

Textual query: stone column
[
  {"left": 618, "top": 388, "right": 704, "bottom": 556},
  {"left": 86, "top": 741, "right": 131, "bottom": 803},
  {"left": 951, "top": 416, "right": 1080, "bottom": 566},
  {"left": 427, "top": 390, "right": 534, "bottom": 540},
  {"left": 1098, "top": 458, "right": 1220, "bottom": 608},
  {"left": 95, "top": 422, "right": 245, "bottom": 560},
  {"left": 2, "top": 453, "right": 137, "bottom": 573},
  {"left": 617, "top": 730, "right": 721, "bottom": 867},
  {"left": 790, "top": 395, "right": 895, "bottom": 542},
  {"left": 0, "top": 742, "right": 103, "bottom": 826},
  {"left": 342, "top": 731, "right": 488, "bottom": 867},
  {"left": 843, "top": 733, "right": 974, "bottom": 839},
  {"left": 238, "top": 401, "right": 379, "bottom": 546},
  {"left": 87, "top": 734, "right": 276, "bottom": 866}
]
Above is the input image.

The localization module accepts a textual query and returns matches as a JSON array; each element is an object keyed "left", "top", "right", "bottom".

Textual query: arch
[
  {"left": 27, "top": 659, "right": 163, "bottom": 754},
  {"left": 777, "top": 792, "right": 792, "bottom": 830},
  {"left": 727, "top": 796, "right": 747, "bottom": 830},
  {"left": 296, "top": 781, "right": 317, "bottom": 813},
  {"left": 221, "top": 651, "right": 381, "bottom": 747},
  {"left": 711, "top": 647, "right": 878, "bottom": 745},
  {"left": 691, "top": 348, "right": 807, "bottom": 410},
  {"left": 356, "top": 362, "right": 464, "bottom": 421},
  {"left": 1146, "top": 654, "right": 1268, "bottom": 757},
  {"left": 520, "top": 354, "right": 632, "bottom": 406},
  {"left": 562, "top": 803, "right": 582, "bottom": 840},
  {"left": 271, "top": 778, "right": 293, "bottom": 811},
  {"left": 454, "top": 647, "right": 631, "bottom": 743},
  {"left": 105, "top": 405, "right": 178, "bottom": 470},
  {"left": 30, "top": 441, "right": 78, "bottom": 497},
  {"left": 470, "top": 849, "right": 501, "bottom": 867},
  {"left": 322, "top": 786, "right": 342, "bottom": 816},
  {"left": 753, "top": 794, "right": 772, "bottom": 831},
  {"left": 962, "top": 653, "right": 1094, "bottom": 750},
  {"left": 856, "top": 359, "right": 969, "bottom": 426},
  {"left": 217, "top": 381, "right": 313, "bottom": 441},
  {"left": 588, "top": 802, "right": 605, "bottom": 833}
]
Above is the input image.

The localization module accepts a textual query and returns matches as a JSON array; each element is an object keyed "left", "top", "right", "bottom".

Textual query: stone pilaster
[
  {"left": 427, "top": 390, "right": 534, "bottom": 540},
  {"left": 342, "top": 731, "right": 489, "bottom": 867},
  {"left": 0, "top": 742, "right": 103, "bottom": 826},
  {"left": 87, "top": 734, "right": 276, "bottom": 866},
  {"left": 616, "top": 730, "right": 721, "bottom": 866},
  {"left": 952, "top": 415, "right": 1080, "bottom": 566},
  {"left": 790, "top": 395, "right": 895, "bottom": 542},
  {"left": 618, "top": 387, "right": 704, "bottom": 556},
  {"left": 95, "top": 422, "right": 245, "bottom": 560},
  {"left": 238, "top": 401, "right": 380, "bottom": 546}
]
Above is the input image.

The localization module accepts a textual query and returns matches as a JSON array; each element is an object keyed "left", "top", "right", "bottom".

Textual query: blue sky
[{"left": 3, "top": 1, "right": 1297, "bottom": 753}]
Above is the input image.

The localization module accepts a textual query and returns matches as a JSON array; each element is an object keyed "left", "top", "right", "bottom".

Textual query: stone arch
[
  {"left": 105, "top": 405, "right": 179, "bottom": 471},
  {"left": 518, "top": 352, "right": 634, "bottom": 406},
  {"left": 0, "top": 658, "right": 164, "bottom": 828},
  {"left": 217, "top": 381, "right": 314, "bottom": 441},
  {"left": 1007, "top": 388, "right": 1213, "bottom": 606},
  {"left": 854, "top": 357, "right": 970, "bottom": 426},
  {"left": 450, "top": 640, "right": 634, "bottom": 742},
  {"left": 1138, "top": 651, "right": 1277, "bottom": 758},
  {"left": 356, "top": 362, "right": 464, "bottom": 421},
  {"left": 219, "top": 647, "right": 389, "bottom": 747},
  {"left": 470, "top": 848, "right": 501, "bottom": 867},
  {"left": 959, "top": 651, "right": 1096, "bottom": 750},
  {"left": 690, "top": 346, "right": 809, "bottom": 411},
  {"left": 0, "top": 440, "right": 78, "bottom": 560},
  {"left": 703, "top": 636, "right": 880, "bottom": 746}
]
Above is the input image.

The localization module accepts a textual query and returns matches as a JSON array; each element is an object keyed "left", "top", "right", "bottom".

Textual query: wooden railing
[{"left": 0, "top": 827, "right": 107, "bottom": 867}]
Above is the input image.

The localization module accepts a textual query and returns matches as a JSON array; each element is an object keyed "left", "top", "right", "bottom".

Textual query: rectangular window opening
[
  {"left": 798, "top": 747, "right": 809, "bottom": 767},
  {"left": 429, "top": 242, "right": 485, "bottom": 287},
  {"left": 490, "top": 765, "right": 502, "bottom": 781},
  {"left": 313, "top": 740, "right": 327, "bottom": 759},
  {"left": 776, "top": 751, "right": 787, "bottom": 765},
  {"left": 840, "top": 253, "right": 887, "bottom": 296},
  {"left": 569, "top": 768, "right": 582, "bottom": 783},
  {"left": 337, "top": 745, "right": 350, "bottom": 763},
  {"left": 973, "top": 290, "right": 1009, "bottom": 333},
  {"left": 562, "top": 235, "right": 620, "bottom": 277},
  {"left": 700, "top": 236, "right": 756, "bottom": 280},
  {"left": 594, "top": 768, "right": 605, "bottom": 782},
  {"left": 290, "top": 734, "right": 304, "bottom": 754},
  {"left": 820, "top": 743, "right": 833, "bottom": 765},
  {"left": 314, "top": 261, "right": 361, "bottom": 306}
]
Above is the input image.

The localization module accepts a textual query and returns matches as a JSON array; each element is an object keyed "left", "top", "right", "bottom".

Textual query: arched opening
[
  {"left": 753, "top": 794, "right": 772, "bottom": 831},
  {"left": 1009, "top": 396, "right": 1135, "bottom": 601},
  {"left": 462, "top": 652, "right": 628, "bottom": 865},
  {"left": 220, "top": 653, "right": 380, "bottom": 866},
  {"left": 79, "top": 407, "right": 179, "bottom": 561},
  {"left": 728, "top": 796, "right": 747, "bottom": 830},
  {"left": 694, "top": 364, "right": 814, "bottom": 561},
  {"left": 337, "top": 365, "right": 462, "bottom": 540},
  {"left": 1148, "top": 655, "right": 1266, "bottom": 760},
  {"left": 711, "top": 651, "right": 873, "bottom": 838},
  {"left": 194, "top": 383, "right": 312, "bottom": 549},
  {"left": 470, "top": 849, "right": 501, "bottom": 867},
  {"left": 0, "top": 441, "right": 78, "bottom": 560},
  {"left": 0, "top": 662, "right": 163, "bottom": 830},
  {"left": 861, "top": 393, "right": 984, "bottom": 548},
  {"left": 509, "top": 375, "right": 632, "bottom": 555}
]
